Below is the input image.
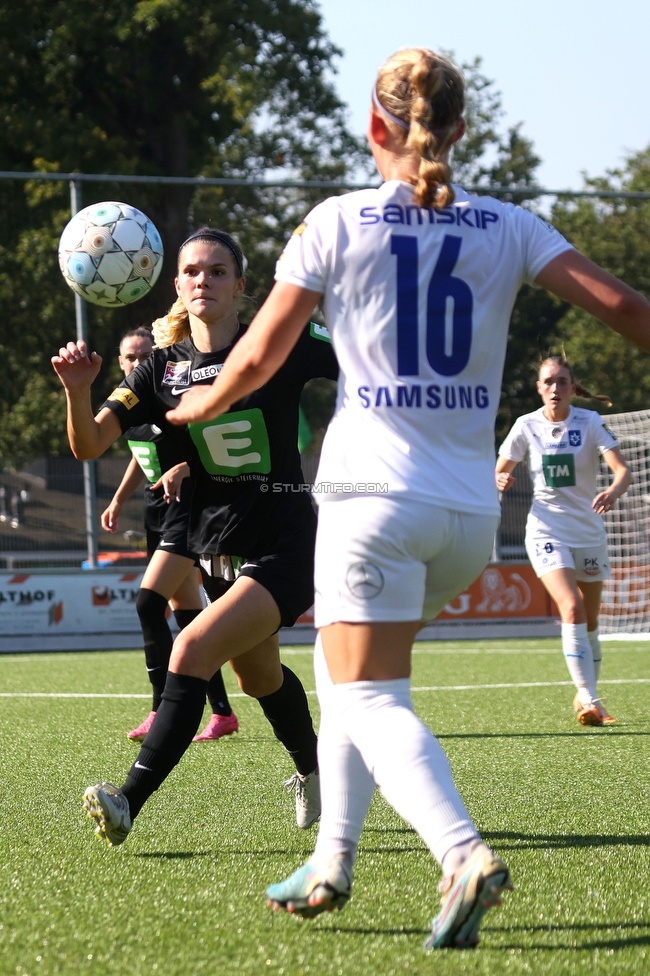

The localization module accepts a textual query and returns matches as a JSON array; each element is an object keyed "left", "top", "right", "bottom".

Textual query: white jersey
[
  {"left": 276, "top": 181, "right": 573, "bottom": 514},
  {"left": 498, "top": 405, "right": 619, "bottom": 545}
]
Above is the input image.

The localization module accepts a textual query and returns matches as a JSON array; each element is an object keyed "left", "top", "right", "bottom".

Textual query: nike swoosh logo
[
  {"left": 134, "top": 761, "right": 153, "bottom": 771},
  {"left": 171, "top": 386, "right": 195, "bottom": 395},
  {"left": 159, "top": 541, "right": 175, "bottom": 547}
]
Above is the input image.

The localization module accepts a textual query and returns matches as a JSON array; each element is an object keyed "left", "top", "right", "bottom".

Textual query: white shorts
[
  {"left": 525, "top": 534, "right": 610, "bottom": 582},
  {"left": 314, "top": 496, "right": 499, "bottom": 627}
]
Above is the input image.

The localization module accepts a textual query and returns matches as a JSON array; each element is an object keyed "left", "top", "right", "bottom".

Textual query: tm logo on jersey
[
  {"left": 542, "top": 453, "right": 576, "bottom": 487},
  {"left": 189, "top": 408, "right": 271, "bottom": 476},
  {"left": 568, "top": 430, "right": 582, "bottom": 447}
]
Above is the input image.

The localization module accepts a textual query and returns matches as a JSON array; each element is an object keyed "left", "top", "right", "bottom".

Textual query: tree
[
  {"left": 447, "top": 56, "right": 565, "bottom": 438},
  {"left": 0, "top": 0, "right": 366, "bottom": 455},
  {"left": 452, "top": 57, "right": 541, "bottom": 195},
  {"left": 0, "top": 37, "right": 554, "bottom": 453},
  {"left": 550, "top": 148, "right": 650, "bottom": 414}
]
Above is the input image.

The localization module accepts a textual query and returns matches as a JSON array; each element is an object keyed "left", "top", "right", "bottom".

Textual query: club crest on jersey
[
  {"left": 162, "top": 361, "right": 191, "bottom": 386},
  {"left": 568, "top": 430, "right": 582, "bottom": 447}
]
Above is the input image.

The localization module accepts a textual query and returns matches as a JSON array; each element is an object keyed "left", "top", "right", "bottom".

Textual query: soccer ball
[{"left": 58, "top": 201, "right": 164, "bottom": 307}]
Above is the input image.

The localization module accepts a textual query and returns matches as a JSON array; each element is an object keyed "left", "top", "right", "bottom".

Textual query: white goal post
[{"left": 598, "top": 408, "right": 650, "bottom": 636}]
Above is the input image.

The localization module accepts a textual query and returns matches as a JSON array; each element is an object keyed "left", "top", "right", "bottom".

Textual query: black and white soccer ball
[{"left": 58, "top": 201, "right": 164, "bottom": 307}]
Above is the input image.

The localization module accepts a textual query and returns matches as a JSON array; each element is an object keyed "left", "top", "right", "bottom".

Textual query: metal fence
[
  {"left": 0, "top": 456, "right": 146, "bottom": 569},
  {"left": 0, "top": 453, "right": 534, "bottom": 569},
  {"left": 3, "top": 169, "right": 644, "bottom": 571}
]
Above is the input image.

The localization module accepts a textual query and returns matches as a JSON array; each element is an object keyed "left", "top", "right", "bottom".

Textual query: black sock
[
  {"left": 173, "top": 608, "right": 232, "bottom": 717},
  {"left": 121, "top": 672, "right": 207, "bottom": 820},
  {"left": 207, "top": 670, "right": 232, "bottom": 717},
  {"left": 173, "top": 608, "right": 202, "bottom": 631},
  {"left": 257, "top": 665, "right": 317, "bottom": 776},
  {"left": 136, "top": 588, "right": 172, "bottom": 711}
]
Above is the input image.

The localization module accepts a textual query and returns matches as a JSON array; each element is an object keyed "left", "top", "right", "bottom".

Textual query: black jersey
[
  {"left": 125, "top": 422, "right": 188, "bottom": 519},
  {"left": 101, "top": 322, "right": 338, "bottom": 557}
]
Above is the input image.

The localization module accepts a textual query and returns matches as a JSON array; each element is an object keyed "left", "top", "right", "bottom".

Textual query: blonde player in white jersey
[
  {"left": 166, "top": 48, "right": 650, "bottom": 950},
  {"left": 496, "top": 357, "right": 630, "bottom": 726}
]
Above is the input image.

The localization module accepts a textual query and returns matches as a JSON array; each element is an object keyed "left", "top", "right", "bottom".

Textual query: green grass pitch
[{"left": 1, "top": 638, "right": 650, "bottom": 975}]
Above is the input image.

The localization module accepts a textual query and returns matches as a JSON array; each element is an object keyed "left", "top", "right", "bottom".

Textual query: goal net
[{"left": 598, "top": 408, "right": 650, "bottom": 635}]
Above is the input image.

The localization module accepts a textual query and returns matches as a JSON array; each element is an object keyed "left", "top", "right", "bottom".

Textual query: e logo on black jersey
[{"left": 189, "top": 408, "right": 271, "bottom": 475}]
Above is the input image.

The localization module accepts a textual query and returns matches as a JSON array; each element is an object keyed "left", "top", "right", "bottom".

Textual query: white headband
[
  {"left": 372, "top": 85, "right": 409, "bottom": 130},
  {"left": 371, "top": 84, "right": 459, "bottom": 141}
]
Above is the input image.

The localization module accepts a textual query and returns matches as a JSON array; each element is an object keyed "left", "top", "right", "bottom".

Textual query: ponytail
[
  {"left": 574, "top": 382, "right": 613, "bottom": 408},
  {"left": 152, "top": 300, "right": 190, "bottom": 349},
  {"left": 375, "top": 48, "right": 464, "bottom": 210}
]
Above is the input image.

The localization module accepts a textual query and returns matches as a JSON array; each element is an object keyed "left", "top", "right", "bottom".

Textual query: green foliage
[
  {"left": 446, "top": 57, "right": 555, "bottom": 438},
  {"left": 452, "top": 56, "right": 541, "bottom": 195},
  {"left": 0, "top": 0, "right": 366, "bottom": 454},
  {"left": 551, "top": 149, "right": 650, "bottom": 414},
  {"left": 497, "top": 285, "right": 570, "bottom": 439}
]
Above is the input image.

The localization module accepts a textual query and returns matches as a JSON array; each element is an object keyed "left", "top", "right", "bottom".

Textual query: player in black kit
[
  {"left": 101, "top": 328, "right": 238, "bottom": 742},
  {"left": 52, "top": 228, "right": 337, "bottom": 845}
]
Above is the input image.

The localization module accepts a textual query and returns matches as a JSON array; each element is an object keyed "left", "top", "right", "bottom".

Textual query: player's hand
[
  {"left": 151, "top": 462, "right": 190, "bottom": 503},
  {"left": 593, "top": 489, "right": 617, "bottom": 514},
  {"left": 51, "top": 339, "right": 102, "bottom": 390},
  {"left": 166, "top": 387, "right": 222, "bottom": 425},
  {"left": 496, "top": 471, "right": 516, "bottom": 492},
  {"left": 100, "top": 499, "right": 122, "bottom": 532}
]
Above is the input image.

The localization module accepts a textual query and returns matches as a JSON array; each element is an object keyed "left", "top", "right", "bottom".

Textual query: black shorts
[
  {"left": 199, "top": 547, "right": 314, "bottom": 629},
  {"left": 145, "top": 480, "right": 197, "bottom": 562}
]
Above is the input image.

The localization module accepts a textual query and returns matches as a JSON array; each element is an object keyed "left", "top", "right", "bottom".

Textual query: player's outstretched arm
[
  {"left": 51, "top": 339, "right": 122, "bottom": 459},
  {"left": 101, "top": 457, "right": 145, "bottom": 532},
  {"left": 535, "top": 250, "right": 650, "bottom": 352},
  {"left": 592, "top": 446, "right": 632, "bottom": 514},
  {"left": 166, "top": 282, "right": 322, "bottom": 425}
]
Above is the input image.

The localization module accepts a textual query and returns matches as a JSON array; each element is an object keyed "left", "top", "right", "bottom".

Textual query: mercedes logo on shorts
[{"left": 346, "top": 561, "right": 385, "bottom": 599}]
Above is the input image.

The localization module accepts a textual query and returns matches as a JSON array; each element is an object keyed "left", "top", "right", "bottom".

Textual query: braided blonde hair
[
  {"left": 376, "top": 48, "right": 464, "bottom": 210},
  {"left": 540, "top": 356, "right": 613, "bottom": 408}
]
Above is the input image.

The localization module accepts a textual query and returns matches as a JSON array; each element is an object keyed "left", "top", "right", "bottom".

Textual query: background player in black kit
[
  {"left": 101, "top": 327, "right": 238, "bottom": 742},
  {"left": 52, "top": 228, "right": 338, "bottom": 843}
]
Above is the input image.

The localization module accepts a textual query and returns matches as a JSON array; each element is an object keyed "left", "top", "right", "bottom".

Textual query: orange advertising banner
[
  {"left": 296, "top": 562, "right": 558, "bottom": 625},
  {"left": 434, "top": 563, "right": 556, "bottom": 620}
]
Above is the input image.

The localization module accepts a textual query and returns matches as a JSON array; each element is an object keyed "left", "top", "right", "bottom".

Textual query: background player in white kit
[
  {"left": 166, "top": 48, "right": 650, "bottom": 950},
  {"left": 496, "top": 356, "right": 630, "bottom": 726}
]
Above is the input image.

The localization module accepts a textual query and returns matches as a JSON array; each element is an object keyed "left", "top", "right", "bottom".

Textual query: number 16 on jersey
[{"left": 391, "top": 233, "right": 474, "bottom": 378}]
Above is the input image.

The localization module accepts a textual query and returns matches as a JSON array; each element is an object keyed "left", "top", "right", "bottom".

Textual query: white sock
[
  {"left": 331, "top": 677, "right": 479, "bottom": 867},
  {"left": 589, "top": 628, "right": 602, "bottom": 685},
  {"left": 562, "top": 622, "right": 597, "bottom": 702},
  {"left": 311, "top": 636, "right": 375, "bottom": 875}
]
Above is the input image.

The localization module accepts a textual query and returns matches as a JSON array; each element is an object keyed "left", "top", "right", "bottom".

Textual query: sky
[{"left": 317, "top": 0, "right": 650, "bottom": 191}]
